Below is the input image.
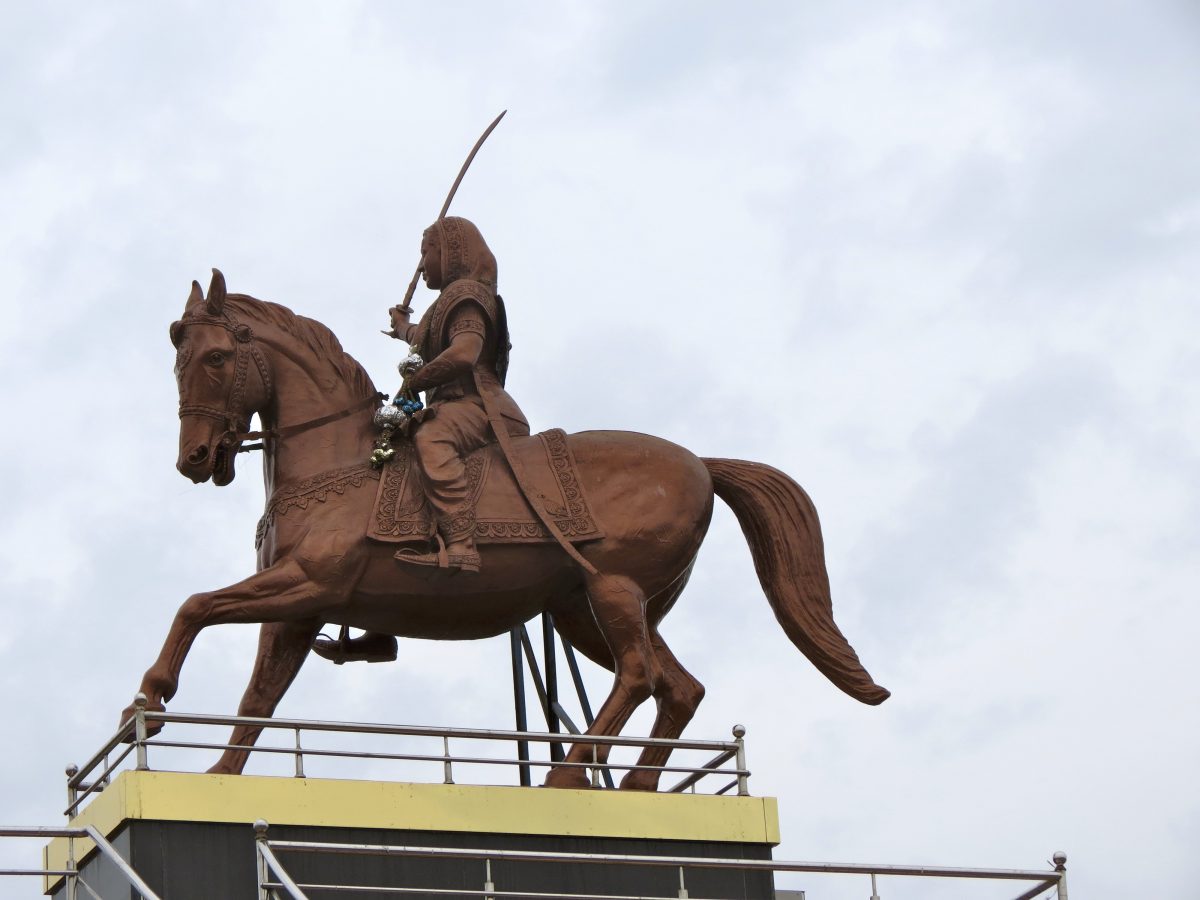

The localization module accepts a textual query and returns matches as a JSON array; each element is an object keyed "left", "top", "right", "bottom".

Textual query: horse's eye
[{"left": 207, "top": 351, "right": 226, "bottom": 367}]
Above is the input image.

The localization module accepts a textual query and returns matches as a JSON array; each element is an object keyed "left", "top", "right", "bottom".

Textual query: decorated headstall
[
  {"left": 171, "top": 272, "right": 271, "bottom": 455},
  {"left": 172, "top": 269, "right": 385, "bottom": 457}
]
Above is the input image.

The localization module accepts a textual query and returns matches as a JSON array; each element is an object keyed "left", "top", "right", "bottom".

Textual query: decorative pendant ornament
[
  {"left": 369, "top": 427, "right": 397, "bottom": 468},
  {"left": 369, "top": 444, "right": 396, "bottom": 467},
  {"left": 370, "top": 347, "right": 430, "bottom": 467},
  {"left": 370, "top": 404, "right": 405, "bottom": 468},
  {"left": 399, "top": 351, "right": 425, "bottom": 377},
  {"left": 373, "top": 404, "right": 406, "bottom": 429}
]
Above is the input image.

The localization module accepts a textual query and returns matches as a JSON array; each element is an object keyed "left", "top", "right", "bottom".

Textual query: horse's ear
[
  {"left": 207, "top": 268, "right": 227, "bottom": 316},
  {"left": 186, "top": 279, "right": 204, "bottom": 312}
]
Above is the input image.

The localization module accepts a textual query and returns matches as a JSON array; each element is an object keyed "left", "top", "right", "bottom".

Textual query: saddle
[{"left": 367, "top": 428, "right": 604, "bottom": 546}]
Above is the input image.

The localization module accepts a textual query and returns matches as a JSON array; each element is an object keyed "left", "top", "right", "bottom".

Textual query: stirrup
[
  {"left": 312, "top": 628, "right": 398, "bottom": 665},
  {"left": 394, "top": 535, "right": 480, "bottom": 575}
]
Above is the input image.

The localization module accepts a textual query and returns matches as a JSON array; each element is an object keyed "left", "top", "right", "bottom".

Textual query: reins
[{"left": 235, "top": 393, "right": 384, "bottom": 453}]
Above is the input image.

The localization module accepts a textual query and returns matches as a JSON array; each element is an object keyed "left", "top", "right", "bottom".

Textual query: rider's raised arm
[
  {"left": 387, "top": 306, "right": 419, "bottom": 342},
  {"left": 406, "top": 303, "right": 485, "bottom": 393}
]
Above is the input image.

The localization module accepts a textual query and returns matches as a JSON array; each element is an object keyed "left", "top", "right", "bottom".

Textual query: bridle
[{"left": 172, "top": 310, "right": 381, "bottom": 455}]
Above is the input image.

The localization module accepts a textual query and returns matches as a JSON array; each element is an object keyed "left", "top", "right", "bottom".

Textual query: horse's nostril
[{"left": 187, "top": 445, "right": 209, "bottom": 466}]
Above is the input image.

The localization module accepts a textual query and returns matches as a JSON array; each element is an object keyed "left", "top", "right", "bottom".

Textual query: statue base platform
[{"left": 45, "top": 770, "right": 781, "bottom": 898}]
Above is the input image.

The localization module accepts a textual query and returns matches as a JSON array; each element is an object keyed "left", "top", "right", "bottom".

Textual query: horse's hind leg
[
  {"left": 208, "top": 619, "right": 321, "bottom": 775},
  {"left": 549, "top": 587, "right": 614, "bottom": 671},
  {"left": 619, "top": 627, "right": 705, "bottom": 791},
  {"left": 544, "top": 573, "right": 661, "bottom": 789}
]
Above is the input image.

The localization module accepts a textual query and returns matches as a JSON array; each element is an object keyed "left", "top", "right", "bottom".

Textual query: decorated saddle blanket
[{"left": 367, "top": 428, "right": 604, "bottom": 546}]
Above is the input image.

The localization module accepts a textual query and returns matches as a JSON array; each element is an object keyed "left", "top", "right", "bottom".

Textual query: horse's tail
[{"left": 703, "top": 458, "right": 890, "bottom": 705}]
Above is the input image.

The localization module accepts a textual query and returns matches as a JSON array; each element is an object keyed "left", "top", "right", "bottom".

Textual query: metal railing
[
  {"left": 65, "top": 695, "right": 751, "bottom": 817},
  {"left": 0, "top": 825, "right": 161, "bottom": 900},
  {"left": 252, "top": 821, "right": 1069, "bottom": 900}
]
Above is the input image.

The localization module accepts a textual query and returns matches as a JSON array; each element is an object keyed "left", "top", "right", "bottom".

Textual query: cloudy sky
[{"left": 2, "top": 2, "right": 1198, "bottom": 897}]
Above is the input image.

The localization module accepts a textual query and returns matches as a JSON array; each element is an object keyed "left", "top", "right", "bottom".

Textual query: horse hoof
[
  {"left": 619, "top": 771, "right": 660, "bottom": 792},
  {"left": 117, "top": 701, "right": 166, "bottom": 743},
  {"left": 542, "top": 767, "right": 591, "bottom": 790}
]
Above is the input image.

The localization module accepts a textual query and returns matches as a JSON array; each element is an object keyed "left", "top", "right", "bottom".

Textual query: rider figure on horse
[{"left": 314, "top": 216, "right": 528, "bottom": 664}]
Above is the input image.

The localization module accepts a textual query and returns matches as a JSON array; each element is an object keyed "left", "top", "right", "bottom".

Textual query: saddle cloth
[{"left": 367, "top": 428, "right": 605, "bottom": 546}]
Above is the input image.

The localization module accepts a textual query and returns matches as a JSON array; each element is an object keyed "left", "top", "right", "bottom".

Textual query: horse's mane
[{"left": 226, "top": 293, "right": 376, "bottom": 397}]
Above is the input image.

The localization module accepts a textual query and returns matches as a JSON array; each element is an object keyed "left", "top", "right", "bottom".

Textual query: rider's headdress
[{"left": 425, "top": 217, "right": 497, "bottom": 290}]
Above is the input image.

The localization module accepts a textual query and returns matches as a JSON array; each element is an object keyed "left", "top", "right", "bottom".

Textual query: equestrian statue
[{"left": 121, "top": 123, "right": 889, "bottom": 791}]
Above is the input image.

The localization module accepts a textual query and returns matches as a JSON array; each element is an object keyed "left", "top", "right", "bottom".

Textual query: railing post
[
  {"left": 1053, "top": 851, "right": 1068, "bottom": 900},
  {"left": 590, "top": 743, "right": 600, "bottom": 788},
  {"left": 483, "top": 857, "right": 495, "bottom": 900},
  {"left": 65, "top": 764, "right": 78, "bottom": 817},
  {"left": 677, "top": 865, "right": 689, "bottom": 898},
  {"left": 254, "top": 819, "right": 271, "bottom": 900},
  {"left": 65, "top": 833, "right": 77, "bottom": 900},
  {"left": 133, "top": 693, "right": 149, "bottom": 771},
  {"left": 443, "top": 736, "right": 455, "bottom": 785},
  {"left": 732, "top": 724, "right": 748, "bottom": 796},
  {"left": 869, "top": 872, "right": 880, "bottom": 899},
  {"left": 294, "top": 728, "right": 306, "bottom": 778}
]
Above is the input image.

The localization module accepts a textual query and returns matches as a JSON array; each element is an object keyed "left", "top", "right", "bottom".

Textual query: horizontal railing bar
[
  {"left": 143, "top": 711, "right": 736, "bottom": 752},
  {"left": 144, "top": 740, "right": 744, "bottom": 779},
  {"left": 0, "top": 869, "right": 77, "bottom": 876},
  {"left": 266, "top": 841, "right": 1064, "bottom": 882},
  {"left": 275, "top": 881, "right": 691, "bottom": 899},
  {"left": 5, "top": 826, "right": 161, "bottom": 900},
  {"left": 70, "top": 718, "right": 137, "bottom": 789},
  {"left": 0, "top": 827, "right": 91, "bottom": 838},
  {"left": 147, "top": 740, "right": 479, "bottom": 765},
  {"left": 666, "top": 749, "right": 736, "bottom": 793}
]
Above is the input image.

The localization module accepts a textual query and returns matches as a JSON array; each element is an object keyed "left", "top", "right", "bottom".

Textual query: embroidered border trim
[
  {"left": 371, "top": 442, "right": 432, "bottom": 539},
  {"left": 256, "top": 462, "right": 381, "bottom": 549},
  {"left": 539, "top": 428, "right": 600, "bottom": 537}
]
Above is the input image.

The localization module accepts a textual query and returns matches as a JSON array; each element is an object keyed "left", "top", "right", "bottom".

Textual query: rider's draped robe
[{"left": 407, "top": 218, "right": 529, "bottom": 543}]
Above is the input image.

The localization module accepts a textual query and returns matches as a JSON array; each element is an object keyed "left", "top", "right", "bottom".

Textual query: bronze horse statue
[{"left": 124, "top": 270, "right": 888, "bottom": 790}]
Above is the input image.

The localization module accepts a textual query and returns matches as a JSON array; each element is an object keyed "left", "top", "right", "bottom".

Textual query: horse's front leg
[
  {"left": 208, "top": 619, "right": 321, "bottom": 775},
  {"left": 119, "top": 557, "right": 336, "bottom": 733}
]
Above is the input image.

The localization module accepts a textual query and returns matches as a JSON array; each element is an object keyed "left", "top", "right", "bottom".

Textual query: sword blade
[{"left": 396, "top": 110, "right": 508, "bottom": 313}]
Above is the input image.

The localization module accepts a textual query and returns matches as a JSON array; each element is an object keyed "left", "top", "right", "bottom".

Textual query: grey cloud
[{"left": 1, "top": 3, "right": 1198, "bottom": 898}]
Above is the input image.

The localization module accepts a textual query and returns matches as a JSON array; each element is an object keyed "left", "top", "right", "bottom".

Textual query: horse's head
[{"left": 170, "top": 269, "right": 271, "bottom": 486}]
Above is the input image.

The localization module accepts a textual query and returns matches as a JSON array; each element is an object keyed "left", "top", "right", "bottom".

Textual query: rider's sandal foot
[
  {"left": 394, "top": 547, "right": 450, "bottom": 572},
  {"left": 447, "top": 551, "right": 480, "bottom": 575},
  {"left": 312, "top": 633, "right": 398, "bottom": 664},
  {"left": 393, "top": 546, "right": 480, "bottom": 576}
]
